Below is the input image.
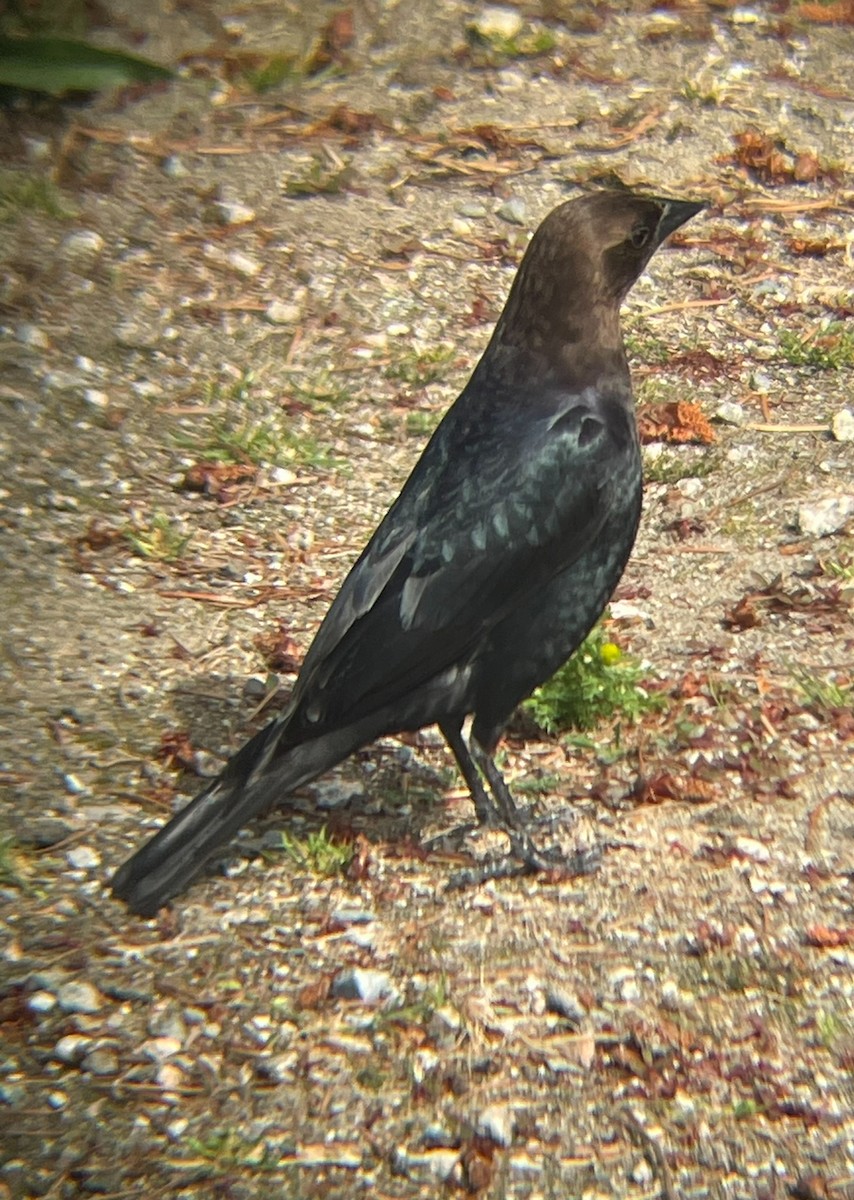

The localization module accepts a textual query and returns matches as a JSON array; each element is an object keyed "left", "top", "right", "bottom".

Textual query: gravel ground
[{"left": 1, "top": 2, "right": 853, "bottom": 1197}]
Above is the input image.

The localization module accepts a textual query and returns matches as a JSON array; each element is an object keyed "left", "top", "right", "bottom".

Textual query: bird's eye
[{"left": 630, "top": 225, "right": 651, "bottom": 249}]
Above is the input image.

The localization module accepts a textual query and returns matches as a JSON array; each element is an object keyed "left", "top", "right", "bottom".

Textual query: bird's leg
[
  {"left": 471, "top": 737, "right": 574, "bottom": 870},
  {"left": 439, "top": 719, "right": 502, "bottom": 826},
  {"left": 469, "top": 739, "right": 525, "bottom": 830}
]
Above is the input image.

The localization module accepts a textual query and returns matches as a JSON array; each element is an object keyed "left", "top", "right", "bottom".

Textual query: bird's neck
[{"left": 473, "top": 292, "right": 629, "bottom": 397}]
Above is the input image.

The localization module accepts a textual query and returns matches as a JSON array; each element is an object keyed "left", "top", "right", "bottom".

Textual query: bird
[{"left": 111, "top": 189, "right": 704, "bottom": 915}]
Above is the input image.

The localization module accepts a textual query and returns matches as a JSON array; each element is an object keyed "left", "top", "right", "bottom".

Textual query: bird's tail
[{"left": 110, "top": 717, "right": 361, "bottom": 916}]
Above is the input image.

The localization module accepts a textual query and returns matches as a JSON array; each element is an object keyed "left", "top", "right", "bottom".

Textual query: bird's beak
[{"left": 655, "top": 198, "right": 706, "bottom": 243}]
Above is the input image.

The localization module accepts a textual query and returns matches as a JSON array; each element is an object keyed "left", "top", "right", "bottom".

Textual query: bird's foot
[{"left": 445, "top": 830, "right": 601, "bottom": 890}]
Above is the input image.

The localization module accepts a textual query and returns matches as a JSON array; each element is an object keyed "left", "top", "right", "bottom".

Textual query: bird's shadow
[{"left": 160, "top": 671, "right": 455, "bottom": 874}]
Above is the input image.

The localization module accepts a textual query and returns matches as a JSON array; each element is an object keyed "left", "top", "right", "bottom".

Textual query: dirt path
[{"left": 1, "top": 3, "right": 852, "bottom": 1197}]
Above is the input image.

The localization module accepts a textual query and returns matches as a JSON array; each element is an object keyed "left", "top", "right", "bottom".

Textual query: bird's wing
[{"left": 287, "top": 386, "right": 637, "bottom": 732}]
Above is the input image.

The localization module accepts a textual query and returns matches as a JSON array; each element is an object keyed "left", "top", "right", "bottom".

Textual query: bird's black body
[{"left": 112, "top": 190, "right": 703, "bottom": 915}]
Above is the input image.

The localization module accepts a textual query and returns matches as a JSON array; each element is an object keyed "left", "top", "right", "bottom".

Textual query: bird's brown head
[{"left": 487, "top": 190, "right": 704, "bottom": 385}]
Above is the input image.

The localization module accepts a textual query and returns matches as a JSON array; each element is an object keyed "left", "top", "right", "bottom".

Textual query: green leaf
[{"left": 0, "top": 35, "right": 172, "bottom": 96}]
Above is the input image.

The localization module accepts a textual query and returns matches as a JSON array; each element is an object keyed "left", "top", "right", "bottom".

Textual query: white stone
[
  {"left": 798, "top": 495, "right": 854, "bottom": 537},
  {"left": 477, "top": 1103, "right": 514, "bottom": 1147},
  {"left": 473, "top": 6, "right": 524, "bottom": 40},
  {"left": 831, "top": 409, "right": 854, "bottom": 442},
  {"left": 56, "top": 981, "right": 102, "bottom": 1014}
]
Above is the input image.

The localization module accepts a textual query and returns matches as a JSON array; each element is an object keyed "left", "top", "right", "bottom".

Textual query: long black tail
[{"left": 111, "top": 718, "right": 363, "bottom": 916}]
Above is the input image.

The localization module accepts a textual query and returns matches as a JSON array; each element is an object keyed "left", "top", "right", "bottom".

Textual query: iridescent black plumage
[{"left": 112, "top": 191, "right": 703, "bottom": 914}]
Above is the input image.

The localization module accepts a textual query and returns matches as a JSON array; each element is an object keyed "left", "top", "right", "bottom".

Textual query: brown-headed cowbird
[{"left": 112, "top": 190, "right": 703, "bottom": 915}]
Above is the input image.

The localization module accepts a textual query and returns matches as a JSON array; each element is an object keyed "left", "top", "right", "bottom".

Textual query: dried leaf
[
  {"left": 254, "top": 622, "right": 302, "bottom": 673},
  {"left": 722, "top": 130, "right": 834, "bottom": 185},
  {"left": 182, "top": 461, "right": 258, "bottom": 500},
  {"left": 308, "top": 9, "right": 355, "bottom": 74},
  {"left": 156, "top": 730, "right": 199, "bottom": 773},
  {"left": 804, "top": 924, "right": 853, "bottom": 948},
  {"left": 724, "top": 596, "right": 761, "bottom": 631},
  {"left": 637, "top": 400, "right": 715, "bottom": 445},
  {"left": 796, "top": 0, "right": 854, "bottom": 22},
  {"left": 76, "top": 517, "right": 123, "bottom": 552},
  {"left": 297, "top": 974, "right": 333, "bottom": 1010}
]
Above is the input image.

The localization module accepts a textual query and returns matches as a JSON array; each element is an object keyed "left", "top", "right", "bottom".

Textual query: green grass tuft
[
  {"left": 125, "top": 513, "right": 191, "bottom": 562},
  {"left": 524, "top": 623, "right": 666, "bottom": 735},
  {"left": 779, "top": 322, "right": 854, "bottom": 369},
  {"left": 0, "top": 169, "right": 75, "bottom": 221},
  {"left": 280, "top": 826, "right": 353, "bottom": 876}
]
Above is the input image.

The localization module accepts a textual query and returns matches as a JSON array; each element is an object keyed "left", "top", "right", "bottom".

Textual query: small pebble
[
  {"left": 56, "top": 980, "right": 103, "bottom": 1014},
  {"left": 660, "top": 979, "right": 681, "bottom": 1011},
  {"left": 332, "top": 968, "right": 393, "bottom": 1005},
  {"left": 477, "top": 1103, "right": 514, "bottom": 1148},
  {"left": 798, "top": 495, "right": 854, "bottom": 537},
  {"left": 427, "top": 1005, "right": 462, "bottom": 1046},
  {"left": 715, "top": 400, "right": 747, "bottom": 426},
  {"left": 497, "top": 196, "right": 527, "bottom": 226},
  {"left": 214, "top": 200, "right": 256, "bottom": 226},
  {"left": 139, "top": 1037, "right": 182, "bottom": 1061},
  {"left": 62, "top": 230, "right": 104, "bottom": 257},
  {"left": 734, "top": 835, "right": 770, "bottom": 863},
  {"left": 115, "top": 320, "right": 160, "bottom": 350},
  {"left": 393, "top": 1146, "right": 460, "bottom": 1184},
  {"left": 157, "top": 1062, "right": 184, "bottom": 1090},
  {"left": 162, "top": 155, "right": 189, "bottom": 178},
  {"left": 608, "top": 967, "right": 640, "bottom": 1002},
  {"left": 472, "top": 5, "right": 524, "bottom": 40},
  {"left": 66, "top": 846, "right": 101, "bottom": 870},
  {"left": 54, "top": 1035, "right": 91, "bottom": 1064},
  {"left": 268, "top": 465, "right": 297, "bottom": 486},
  {"left": 265, "top": 299, "right": 301, "bottom": 325},
  {"left": 545, "top": 987, "right": 585, "bottom": 1025},
  {"left": 227, "top": 250, "right": 262, "bottom": 277},
  {"left": 83, "top": 1047, "right": 119, "bottom": 1076},
  {"left": 631, "top": 1158, "right": 654, "bottom": 1185},
  {"left": 831, "top": 408, "right": 854, "bottom": 442},
  {"left": 28, "top": 990, "right": 58, "bottom": 1015},
  {"left": 458, "top": 201, "right": 488, "bottom": 219},
  {"left": 15, "top": 323, "right": 49, "bottom": 349},
  {"left": 312, "top": 780, "right": 366, "bottom": 809}
]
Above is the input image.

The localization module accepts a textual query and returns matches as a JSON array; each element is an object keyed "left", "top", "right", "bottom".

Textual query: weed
[
  {"left": 820, "top": 549, "right": 854, "bottom": 583},
  {"left": 280, "top": 826, "right": 353, "bottom": 876},
  {"left": 285, "top": 157, "right": 352, "bottom": 197},
  {"left": 513, "top": 772, "right": 563, "bottom": 796},
  {"left": 0, "top": 833, "right": 25, "bottom": 887},
  {"left": 795, "top": 669, "right": 852, "bottom": 712},
  {"left": 815, "top": 1009, "right": 849, "bottom": 1050},
  {"left": 624, "top": 329, "right": 671, "bottom": 365},
  {"left": 779, "top": 322, "right": 854, "bottom": 369},
  {"left": 636, "top": 376, "right": 683, "bottom": 404},
  {"left": 465, "top": 22, "right": 557, "bottom": 67},
  {"left": 178, "top": 371, "right": 341, "bottom": 469},
  {"left": 187, "top": 1130, "right": 278, "bottom": 1171},
  {"left": 385, "top": 345, "right": 456, "bottom": 388},
  {"left": 644, "top": 449, "right": 718, "bottom": 485},
  {"left": 125, "top": 513, "right": 191, "bottom": 562},
  {"left": 288, "top": 370, "right": 350, "bottom": 412},
  {"left": 379, "top": 975, "right": 449, "bottom": 1030},
  {"left": 524, "top": 623, "right": 666, "bottom": 735},
  {"left": 0, "top": 170, "right": 75, "bottom": 222},
  {"left": 733, "top": 1098, "right": 761, "bottom": 1119},
  {"left": 243, "top": 53, "right": 303, "bottom": 93},
  {"left": 405, "top": 410, "right": 440, "bottom": 438}
]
